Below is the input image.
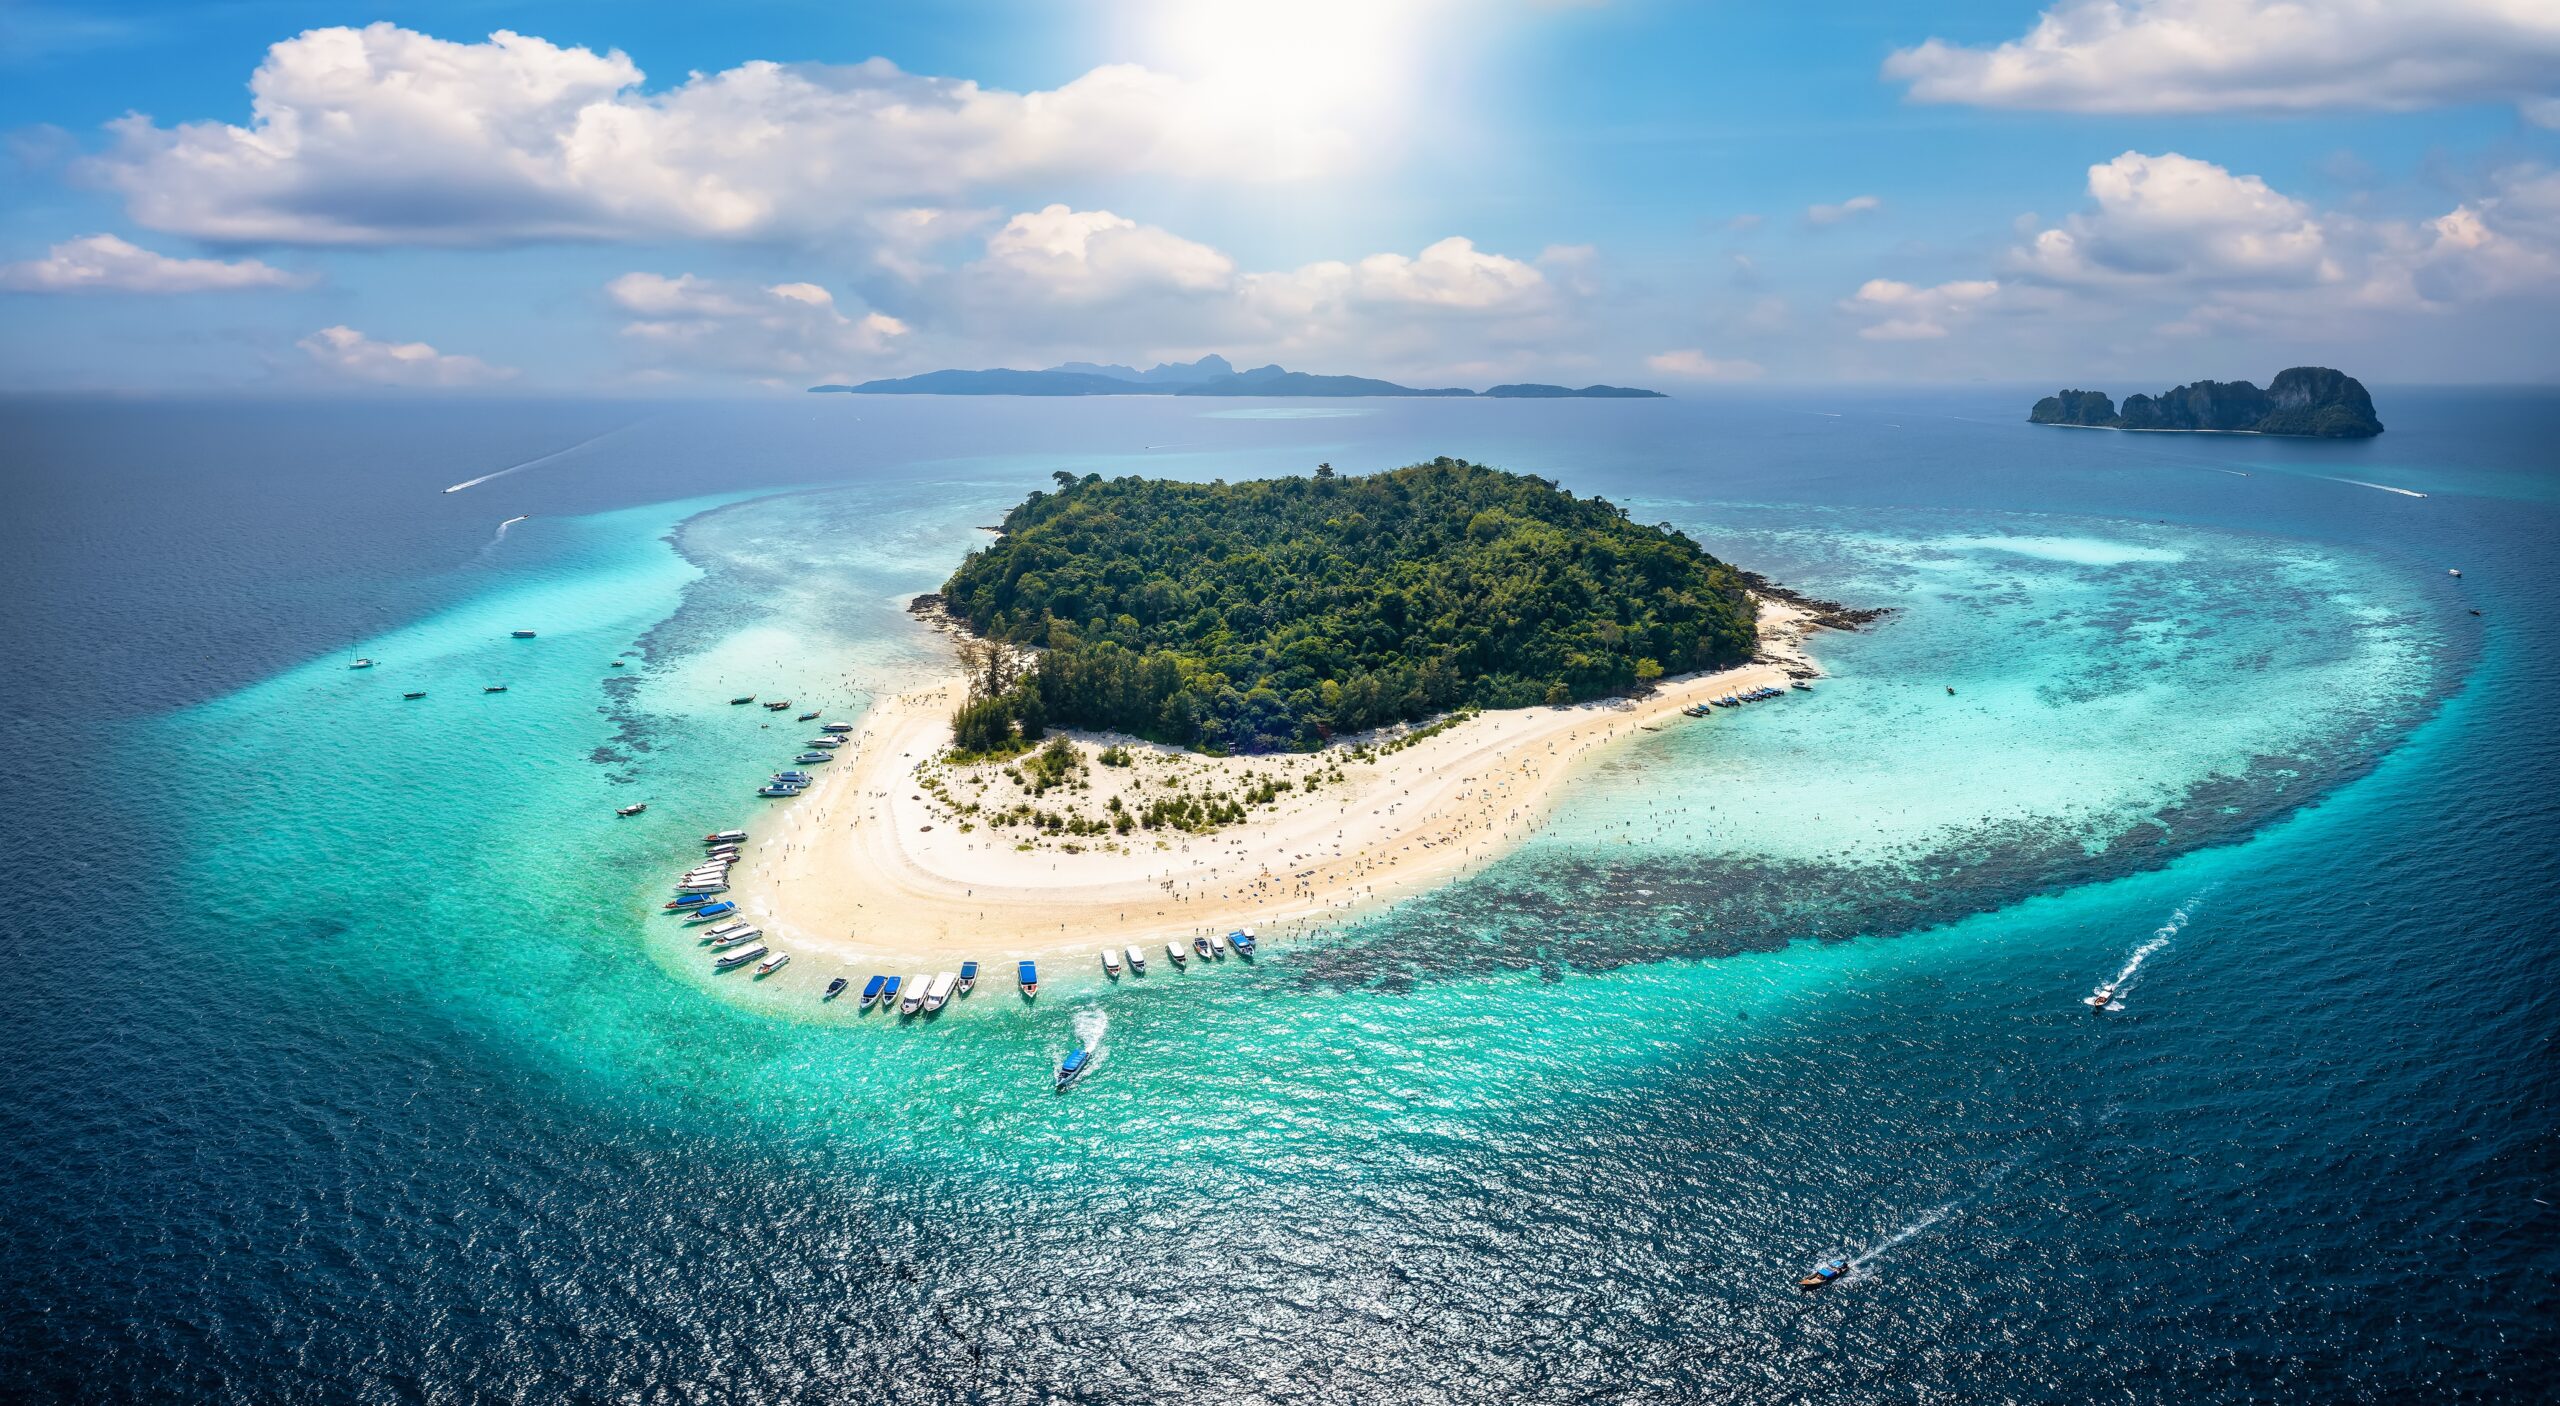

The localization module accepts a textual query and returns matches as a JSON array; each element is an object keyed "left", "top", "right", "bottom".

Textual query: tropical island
[
  {"left": 2029, "top": 366, "right": 2382, "bottom": 438},
  {"left": 731, "top": 460, "right": 1849, "bottom": 969},
  {"left": 810, "top": 354, "right": 1665, "bottom": 399}
]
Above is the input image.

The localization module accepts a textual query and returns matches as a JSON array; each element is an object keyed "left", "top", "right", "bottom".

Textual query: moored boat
[
  {"left": 797, "top": 711, "right": 820, "bottom": 721},
  {"left": 1167, "top": 941, "right": 1188, "bottom": 967},
  {"left": 1100, "top": 947, "right": 1123, "bottom": 976},
  {"left": 794, "top": 752, "right": 832, "bottom": 764},
  {"left": 403, "top": 691, "right": 426, "bottom": 699},
  {"left": 1125, "top": 944, "right": 1146, "bottom": 973},
  {"left": 764, "top": 699, "right": 792, "bottom": 711},
  {"left": 350, "top": 658, "right": 374, "bottom": 668},
  {"left": 1229, "top": 928, "right": 1257, "bottom": 955},
  {"left": 821, "top": 723, "right": 854, "bottom": 734},
  {"left": 1193, "top": 934, "right": 1213, "bottom": 959},
  {"left": 685, "top": 901, "right": 739, "bottom": 922},
  {"left": 756, "top": 784, "right": 802, "bottom": 797},
  {"left": 730, "top": 695, "right": 754, "bottom": 705},
  {"left": 709, "top": 928, "right": 762, "bottom": 949},
  {"left": 900, "top": 975, "right": 928, "bottom": 1015},
  {"left": 1208, "top": 930, "right": 1228, "bottom": 957},
  {"left": 1018, "top": 960, "right": 1038, "bottom": 997},
  {"left": 1799, "top": 1258, "right": 1849, "bottom": 1291},
  {"left": 705, "top": 829, "right": 748, "bottom": 845},
  {"left": 665, "top": 893, "right": 713, "bottom": 909},
  {"left": 923, "top": 971, "right": 958, "bottom": 1012},
  {"left": 858, "top": 975, "right": 887, "bottom": 1009},
  {"left": 713, "top": 943, "right": 766, "bottom": 969},
  {"left": 756, "top": 951, "right": 790, "bottom": 976},
  {"left": 700, "top": 920, "right": 749, "bottom": 941},
  {"left": 957, "top": 961, "right": 978, "bottom": 994},
  {"left": 483, "top": 685, "right": 508, "bottom": 693},
  {"left": 825, "top": 977, "right": 847, "bottom": 1000},
  {"left": 511, "top": 630, "right": 536, "bottom": 639},
  {"left": 878, "top": 974, "right": 903, "bottom": 1007},
  {"left": 804, "top": 737, "right": 842, "bottom": 748},
  {"left": 616, "top": 803, "right": 646, "bottom": 816}
]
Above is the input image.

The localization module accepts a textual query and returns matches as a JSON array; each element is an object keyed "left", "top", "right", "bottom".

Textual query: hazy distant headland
[
  {"left": 2030, "top": 366, "right": 2383, "bottom": 438},
  {"left": 811, "top": 354, "right": 1666, "bottom": 399}
]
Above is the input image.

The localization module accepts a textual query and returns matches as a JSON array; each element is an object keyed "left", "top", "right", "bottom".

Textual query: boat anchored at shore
[{"left": 1018, "top": 961, "right": 1039, "bottom": 998}]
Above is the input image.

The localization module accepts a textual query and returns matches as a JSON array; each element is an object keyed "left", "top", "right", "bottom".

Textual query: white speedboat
[
  {"left": 900, "top": 975, "right": 928, "bottom": 1015},
  {"left": 756, "top": 951, "right": 790, "bottom": 976},
  {"left": 710, "top": 927, "right": 763, "bottom": 949},
  {"left": 1208, "top": 930, "right": 1229, "bottom": 957},
  {"left": 1125, "top": 944, "right": 1146, "bottom": 973},
  {"left": 1100, "top": 947, "right": 1123, "bottom": 976},
  {"left": 1167, "top": 941, "right": 1188, "bottom": 967},
  {"left": 924, "top": 971, "right": 958, "bottom": 1012}
]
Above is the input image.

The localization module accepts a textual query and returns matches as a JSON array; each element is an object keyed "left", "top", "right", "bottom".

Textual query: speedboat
[
  {"left": 772, "top": 771, "right": 813, "bottom": 784},
  {"left": 705, "top": 829, "right": 748, "bottom": 845},
  {"left": 730, "top": 695, "right": 754, "bottom": 705},
  {"left": 824, "top": 977, "right": 847, "bottom": 1000},
  {"left": 686, "top": 901, "right": 739, "bottom": 922},
  {"left": 1193, "top": 935, "right": 1214, "bottom": 960},
  {"left": 2084, "top": 984, "right": 2117, "bottom": 1011},
  {"left": 713, "top": 944, "right": 766, "bottom": 970},
  {"left": 1229, "top": 928, "right": 1257, "bottom": 956},
  {"left": 804, "top": 737, "right": 842, "bottom": 748},
  {"left": 700, "top": 920, "right": 749, "bottom": 941},
  {"left": 709, "top": 928, "right": 762, "bottom": 949},
  {"left": 1055, "top": 1046, "right": 1092, "bottom": 1092},
  {"left": 879, "top": 974, "right": 903, "bottom": 1007},
  {"left": 510, "top": 630, "right": 536, "bottom": 639},
  {"left": 665, "top": 893, "right": 714, "bottom": 909},
  {"left": 857, "top": 975, "right": 887, "bottom": 1009},
  {"left": 1101, "top": 947, "right": 1123, "bottom": 976},
  {"left": 1018, "top": 960, "right": 1038, "bottom": 997},
  {"left": 821, "top": 723, "right": 854, "bottom": 734},
  {"left": 756, "top": 784, "right": 802, "bottom": 798},
  {"left": 794, "top": 752, "right": 832, "bottom": 764},
  {"left": 1125, "top": 945, "right": 1146, "bottom": 973},
  {"left": 1167, "top": 941, "right": 1188, "bottom": 967},
  {"left": 924, "top": 971, "right": 958, "bottom": 1012},
  {"left": 797, "top": 711, "right": 820, "bottom": 721},
  {"left": 957, "top": 961, "right": 978, "bottom": 994},
  {"left": 1208, "top": 930, "right": 1228, "bottom": 957},
  {"left": 1799, "top": 1258, "right": 1849, "bottom": 1291},
  {"left": 403, "top": 691, "right": 426, "bottom": 700},
  {"left": 616, "top": 803, "right": 647, "bottom": 817},
  {"left": 1791, "top": 681, "right": 1812, "bottom": 691},
  {"left": 900, "top": 975, "right": 928, "bottom": 1015},
  {"left": 350, "top": 658, "right": 375, "bottom": 669},
  {"left": 483, "top": 685, "right": 508, "bottom": 693},
  {"left": 755, "top": 951, "right": 789, "bottom": 976}
]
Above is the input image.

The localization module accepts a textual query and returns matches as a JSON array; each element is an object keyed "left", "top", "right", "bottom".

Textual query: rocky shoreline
[{"left": 1739, "top": 572, "right": 1892, "bottom": 633}]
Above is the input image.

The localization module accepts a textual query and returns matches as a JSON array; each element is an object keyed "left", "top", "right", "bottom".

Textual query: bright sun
[{"left": 1132, "top": 0, "right": 1445, "bottom": 163}]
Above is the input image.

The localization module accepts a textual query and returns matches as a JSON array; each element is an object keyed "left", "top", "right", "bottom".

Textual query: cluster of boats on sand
[
  {"left": 673, "top": 829, "right": 786, "bottom": 974},
  {"left": 732, "top": 705, "right": 850, "bottom": 798},
  {"left": 1682, "top": 681, "right": 1806, "bottom": 717},
  {"left": 1099, "top": 929, "right": 1257, "bottom": 978}
]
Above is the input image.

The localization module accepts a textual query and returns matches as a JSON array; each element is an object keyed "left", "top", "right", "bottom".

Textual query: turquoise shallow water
[{"left": 1, "top": 390, "right": 2551, "bottom": 1401}]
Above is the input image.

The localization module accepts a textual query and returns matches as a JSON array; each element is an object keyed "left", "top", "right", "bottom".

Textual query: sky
[{"left": 3, "top": 0, "right": 2557, "bottom": 393}]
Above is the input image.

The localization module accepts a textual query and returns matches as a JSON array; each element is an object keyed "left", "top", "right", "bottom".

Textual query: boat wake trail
[
  {"left": 1074, "top": 1008, "right": 1110, "bottom": 1069},
  {"left": 2323, "top": 476, "right": 2428, "bottom": 499},
  {"left": 477, "top": 515, "right": 530, "bottom": 556},
  {"left": 443, "top": 422, "right": 643, "bottom": 494},
  {"left": 2090, "top": 894, "right": 2207, "bottom": 1011}
]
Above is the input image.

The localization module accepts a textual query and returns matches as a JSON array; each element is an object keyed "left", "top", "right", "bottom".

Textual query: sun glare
[{"left": 1136, "top": 0, "right": 1444, "bottom": 164}]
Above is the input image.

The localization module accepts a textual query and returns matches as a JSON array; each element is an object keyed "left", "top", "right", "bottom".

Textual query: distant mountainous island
[
  {"left": 811, "top": 355, "right": 1665, "bottom": 400},
  {"left": 2030, "top": 366, "right": 2382, "bottom": 438}
]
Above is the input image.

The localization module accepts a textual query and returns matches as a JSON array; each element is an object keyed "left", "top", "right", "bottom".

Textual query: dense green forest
[{"left": 938, "top": 459, "right": 1757, "bottom": 754}]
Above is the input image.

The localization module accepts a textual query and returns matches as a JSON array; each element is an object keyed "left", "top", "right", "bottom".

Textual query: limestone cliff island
[{"left": 2030, "top": 366, "right": 2383, "bottom": 438}]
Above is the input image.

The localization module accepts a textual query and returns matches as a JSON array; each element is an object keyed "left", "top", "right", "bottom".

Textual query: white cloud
[
  {"left": 86, "top": 23, "right": 1358, "bottom": 248},
  {"left": 1847, "top": 278, "right": 2003, "bottom": 340},
  {"left": 972, "top": 205, "right": 1236, "bottom": 305},
  {"left": 2010, "top": 151, "right": 2338, "bottom": 288},
  {"left": 1886, "top": 0, "right": 2560, "bottom": 125},
  {"left": 0, "top": 233, "right": 305, "bottom": 293},
  {"left": 1646, "top": 350, "right": 1764, "bottom": 380},
  {"left": 1242, "top": 236, "right": 1553, "bottom": 318},
  {"left": 297, "top": 326, "right": 512, "bottom": 386},
  {"left": 605, "top": 273, "right": 906, "bottom": 377},
  {"left": 1805, "top": 195, "right": 1882, "bottom": 226}
]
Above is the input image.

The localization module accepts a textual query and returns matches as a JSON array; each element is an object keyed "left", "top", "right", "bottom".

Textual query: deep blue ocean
[{"left": 2, "top": 388, "right": 2553, "bottom": 1402}]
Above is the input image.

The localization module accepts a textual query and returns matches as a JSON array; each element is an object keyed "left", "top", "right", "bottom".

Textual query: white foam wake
[
  {"left": 2323, "top": 476, "right": 2428, "bottom": 499},
  {"left": 443, "top": 423, "right": 639, "bottom": 493},
  {"left": 2093, "top": 895, "right": 2205, "bottom": 1009},
  {"left": 1073, "top": 1007, "right": 1110, "bottom": 1068}
]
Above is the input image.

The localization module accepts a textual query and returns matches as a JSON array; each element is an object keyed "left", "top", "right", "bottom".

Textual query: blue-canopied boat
[
  {"left": 858, "top": 975, "right": 887, "bottom": 1009},
  {"left": 665, "top": 893, "right": 713, "bottom": 909},
  {"left": 685, "top": 901, "right": 739, "bottom": 922},
  {"left": 879, "top": 974, "right": 903, "bottom": 1005},
  {"left": 957, "top": 960, "right": 978, "bottom": 994},
  {"left": 1799, "top": 1258, "right": 1849, "bottom": 1291},
  {"left": 1055, "top": 1046, "right": 1091, "bottom": 1092},
  {"left": 1229, "top": 927, "right": 1258, "bottom": 955},
  {"left": 1017, "top": 960, "right": 1038, "bottom": 997}
]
